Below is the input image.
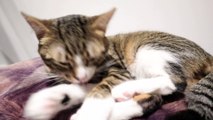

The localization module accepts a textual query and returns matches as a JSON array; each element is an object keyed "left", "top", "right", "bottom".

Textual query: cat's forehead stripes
[
  {"left": 55, "top": 15, "right": 88, "bottom": 38},
  {"left": 57, "top": 15, "right": 87, "bottom": 26},
  {"left": 53, "top": 15, "right": 92, "bottom": 58}
]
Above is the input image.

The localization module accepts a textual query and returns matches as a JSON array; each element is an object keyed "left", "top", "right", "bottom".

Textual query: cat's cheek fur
[
  {"left": 24, "top": 84, "right": 91, "bottom": 120},
  {"left": 109, "top": 99, "right": 143, "bottom": 120},
  {"left": 71, "top": 97, "right": 114, "bottom": 120}
]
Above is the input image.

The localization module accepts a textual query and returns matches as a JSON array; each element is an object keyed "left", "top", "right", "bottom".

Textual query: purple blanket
[{"left": 0, "top": 58, "right": 187, "bottom": 120}]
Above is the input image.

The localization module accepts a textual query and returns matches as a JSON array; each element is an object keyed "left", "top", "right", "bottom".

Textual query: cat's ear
[
  {"left": 90, "top": 8, "right": 116, "bottom": 37},
  {"left": 22, "top": 12, "right": 51, "bottom": 40}
]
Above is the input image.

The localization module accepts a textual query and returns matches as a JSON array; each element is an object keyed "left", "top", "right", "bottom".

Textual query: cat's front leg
[
  {"left": 109, "top": 93, "right": 163, "bottom": 120},
  {"left": 70, "top": 65, "right": 132, "bottom": 120},
  {"left": 24, "top": 84, "right": 94, "bottom": 120},
  {"left": 109, "top": 99, "right": 143, "bottom": 120},
  {"left": 70, "top": 82, "right": 115, "bottom": 120},
  {"left": 112, "top": 76, "right": 176, "bottom": 101},
  {"left": 70, "top": 77, "right": 126, "bottom": 120},
  {"left": 71, "top": 96, "right": 115, "bottom": 120}
]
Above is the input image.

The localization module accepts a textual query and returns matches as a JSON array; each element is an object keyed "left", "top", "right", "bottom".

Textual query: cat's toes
[
  {"left": 109, "top": 99, "right": 143, "bottom": 120},
  {"left": 69, "top": 109, "right": 88, "bottom": 120},
  {"left": 112, "top": 83, "right": 136, "bottom": 102},
  {"left": 24, "top": 84, "right": 83, "bottom": 120},
  {"left": 24, "top": 90, "right": 68, "bottom": 119},
  {"left": 70, "top": 113, "right": 78, "bottom": 120}
]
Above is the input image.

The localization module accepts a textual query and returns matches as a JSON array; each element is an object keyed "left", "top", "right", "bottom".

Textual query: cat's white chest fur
[
  {"left": 112, "top": 46, "right": 178, "bottom": 99},
  {"left": 128, "top": 46, "right": 176, "bottom": 79}
]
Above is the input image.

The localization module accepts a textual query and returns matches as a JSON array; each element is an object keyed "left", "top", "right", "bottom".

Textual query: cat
[
  {"left": 23, "top": 9, "right": 152, "bottom": 120},
  {"left": 22, "top": 8, "right": 213, "bottom": 120}
]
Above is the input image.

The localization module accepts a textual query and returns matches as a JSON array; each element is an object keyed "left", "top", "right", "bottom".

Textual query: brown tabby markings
[
  {"left": 23, "top": 10, "right": 115, "bottom": 83},
  {"left": 23, "top": 9, "right": 213, "bottom": 119},
  {"left": 110, "top": 32, "right": 213, "bottom": 91}
]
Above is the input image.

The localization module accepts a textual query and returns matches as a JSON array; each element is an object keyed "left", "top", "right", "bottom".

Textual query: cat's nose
[
  {"left": 76, "top": 74, "right": 88, "bottom": 83},
  {"left": 75, "top": 67, "right": 89, "bottom": 83}
]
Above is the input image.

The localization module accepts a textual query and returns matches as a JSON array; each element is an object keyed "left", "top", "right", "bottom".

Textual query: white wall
[
  {"left": 0, "top": 0, "right": 39, "bottom": 65},
  {"left": 0, "top": 51, "right": 9, "bottom": 66},
  {"left": 0, "top": 0, "right": 210, "bottom": 65},
  {"left": 15, "top": 0, "right": 213, "bottom": 54}
]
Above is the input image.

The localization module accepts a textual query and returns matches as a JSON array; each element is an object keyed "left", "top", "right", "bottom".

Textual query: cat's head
[{"left": 22, "top": 9, "right": 115, "bottom": 83}]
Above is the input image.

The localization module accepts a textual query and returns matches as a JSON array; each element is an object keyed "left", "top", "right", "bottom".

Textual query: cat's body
[
  {"left": 110, "top": 31, "right": 213, "bottom": 93},
  {"left": 23, "top": 9, "right": 213, "bottom": 120},
  {"left": 109, "top": 31, "right": 213, "bottom": 120}
]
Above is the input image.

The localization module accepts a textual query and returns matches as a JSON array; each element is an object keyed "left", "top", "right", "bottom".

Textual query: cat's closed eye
[{"left": 23, "top": 9, "right": 115, "bottom": 83}]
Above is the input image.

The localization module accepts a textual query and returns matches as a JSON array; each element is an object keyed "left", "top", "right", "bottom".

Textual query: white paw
[
  {"left": 112, "top": 81, "right": 137, "bottom": 102},
  {"left": 109, "top": 99, "right": 143, "bottom": 120},
  {"left": 157, "top": 80, "right": 177, "bottom": 95},
  {"left": 70, "top": 113, "right": 77, "bottom": 120},
  {"left": 24, "top": 84, "right": 87, "bottom": 120},
  {"left": 70, "top": 97, "right": 114, "bottom": 120}
]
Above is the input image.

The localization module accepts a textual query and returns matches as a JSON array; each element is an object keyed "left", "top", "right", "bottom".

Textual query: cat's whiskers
[
  {"left": 24, "top": 68, "right": 68, "bottom": 85},
  {"left": 41, "top": 76, "right": 68, "bottom": 85},
  {"left": 33, "top": 71, "right": 58, "bottom": 77}
]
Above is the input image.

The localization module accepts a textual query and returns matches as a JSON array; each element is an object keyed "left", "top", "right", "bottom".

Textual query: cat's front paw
[
  {"left": 70, "top": 97, "right": 114, "bottom": 120},
  {"left": 109, "top": 99, "right": 143, "bottom": 120},
  {"left": 24, "top": 84, "right": 86, "bottom": 120},
  {"left": 112, "top": 81, "right": 137, "bottom": 102}
]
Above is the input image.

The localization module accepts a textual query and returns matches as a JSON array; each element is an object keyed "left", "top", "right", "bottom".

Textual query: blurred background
[{"left": 0, "top": 0, "right": 213, "bottom": 66}]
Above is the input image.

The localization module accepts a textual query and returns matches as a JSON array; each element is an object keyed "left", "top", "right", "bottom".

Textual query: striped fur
[
  {"left": 187, "top": 73, "right": 213, "bottom": 120},
  {"left": 109, "top": 32, "right": 213, "bottom": 119},
  {"left": 23, "top": 9, "right": 213, "bottom": 120},
  {"left": 167, "top": 72, "right": 213, "bottom": 120},
  {"left": 22, "top": 10, "right": 113, "bottom": 84}
]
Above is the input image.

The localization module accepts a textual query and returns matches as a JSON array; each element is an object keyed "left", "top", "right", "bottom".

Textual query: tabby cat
[{"left": 23, "top": 9, "right": 213, "bottom": 120}]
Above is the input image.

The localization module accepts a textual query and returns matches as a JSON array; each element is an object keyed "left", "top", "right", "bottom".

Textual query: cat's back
[
  {"left": 109, "top": 31, "right": 206, "bottom": 53},
  {"left": 108, "top": 31, "right": 212, "bottom": 59},
  {"left": 107, "top": 31, "right": 213, "bottom": 79}
]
